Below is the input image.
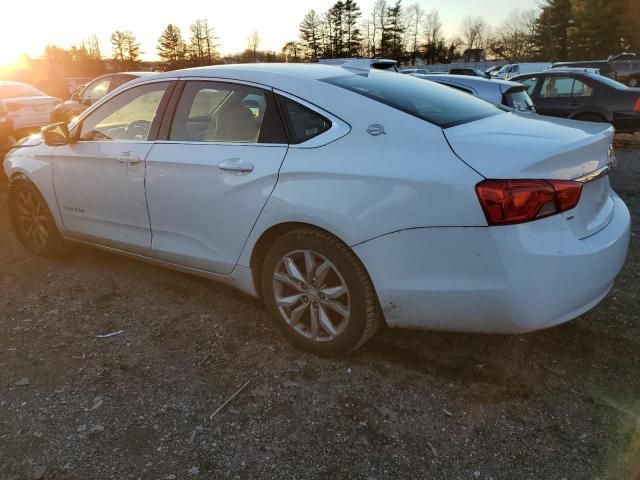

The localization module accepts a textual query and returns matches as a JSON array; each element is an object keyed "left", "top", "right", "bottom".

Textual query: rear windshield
[
  {"left": 0, "top": 83, "right": 44, "bottom": 99},
  {"left": 323, "top": 71, "right": 502, "bottom": 128},
  {"left": 504, "top": 88, "right": 535, "bottom": 112}
]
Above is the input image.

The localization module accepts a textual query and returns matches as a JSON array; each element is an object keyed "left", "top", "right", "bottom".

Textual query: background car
[
  {"left": 0, "top": 101, "right": 15, "bottom": 162},
  {"left": 493, "top": 62, "right": 552, "bottom": 80},
  {"left": 448, "top": 68, "right": 489, "bottom": 78},
  {"left": 512, "top": 70, "right": 640, "bottom": 131},
  {"left": 0, "top": 81, "right": 60, "bottom": 138},
  {"left": 552, "top": 53, "right": 640, "bottom": 87},
  {"left": 412, "top": 74, "right": 535, "bottom": 112},
  {"left": 315, "top": 58, "right": 398, "bottom": 71},
  {"left": 400, "top": 67, "right": 430, "bottom": 75},
  {"left": 50, "top": 72, "right": 154, "bottom": 123},
  {"left": 4, "top": 64, "right": 629, "bottom": 356}
]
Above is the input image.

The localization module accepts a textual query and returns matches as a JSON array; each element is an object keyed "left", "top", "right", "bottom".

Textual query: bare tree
[
  {"left": 190, "top": 19, "right": 218, "bottom": 66},
  {"left": 247, "top": 30, "right": 260, "bottom": 62},
  {"left": 460, "top": 15, "right": 489, "bottom": 50},
  {"left": 489, "top": 9, "right": 538, "bottom": 61},
  {"left": 281, "top": 41, "right": 302, "bottom": 62},
  {"left": 405, "top": 3, "right": 424, "bottom": 65},
  {"left": 110, "top": 30, "right": 127, "bottom": 63}
]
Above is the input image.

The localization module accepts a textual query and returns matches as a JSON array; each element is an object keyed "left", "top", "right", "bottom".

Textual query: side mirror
[{"left": 42, "top": 122, "right": 71, "bottom": 146}]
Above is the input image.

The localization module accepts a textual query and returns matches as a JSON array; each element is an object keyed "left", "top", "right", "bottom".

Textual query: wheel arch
[
  {"left": 248, "top": 221, "right": 371, "bottom": 300},
  {"left": 569, "top": 110, "right": 611, "bottom": 123}
]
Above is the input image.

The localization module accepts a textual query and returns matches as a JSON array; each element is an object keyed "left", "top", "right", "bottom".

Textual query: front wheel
[
  {"left": 261, "top": 228, "right": 381, "bottom": 356},
  {"left": 8, "top": 181, "right": 67, "bottom": 257}
]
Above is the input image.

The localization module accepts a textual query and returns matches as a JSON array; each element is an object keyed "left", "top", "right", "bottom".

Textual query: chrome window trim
[{"left": 68, "top": 78, "right": 179, "bottom": 132}]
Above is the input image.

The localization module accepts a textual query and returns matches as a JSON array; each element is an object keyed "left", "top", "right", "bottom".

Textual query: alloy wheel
[
  {"left": 15, "top": 190, "right": 50, "bottom": 251},
  {"left": 272, "top": 249, "right": 351, "bottom": 342}
]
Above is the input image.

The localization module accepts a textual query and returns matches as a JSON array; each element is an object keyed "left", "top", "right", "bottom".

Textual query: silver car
[{"left": 412, "top": 74, "right": 535, "bottom": 112}]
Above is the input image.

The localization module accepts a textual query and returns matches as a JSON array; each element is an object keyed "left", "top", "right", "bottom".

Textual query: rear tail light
[
  {"left": 634, "top": 97, "right": 640, "bottom": 112},
  {"left": 476, "top": 179, "right": 583, "bottom": 226}
]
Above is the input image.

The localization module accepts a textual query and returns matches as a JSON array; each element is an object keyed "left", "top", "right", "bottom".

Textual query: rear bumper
[
  {"left": 613, "top": 112, "right": 640, "bottom": 132},
  {"left": 354, "top": 193, "right": 630, "bottom": 333}
]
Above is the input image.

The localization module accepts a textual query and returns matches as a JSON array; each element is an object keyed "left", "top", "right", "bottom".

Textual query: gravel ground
[{"left": 0, "top": 148, "right": 639, "bottom": 480}]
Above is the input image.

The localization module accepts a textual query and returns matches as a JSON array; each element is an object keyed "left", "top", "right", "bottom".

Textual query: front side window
[
  {"left": 169, "top": 81, "right": 286, "bottom": 144},
  {"left": 82, "top": 78, "right": 111, "bottom": 103},
  {"left": 539, "top": 77, "right": 574, "bottom": 98},
  {"left": 79, "top": 82, "right": 169, "bottom": 141},
  {"left": 324, "top": 70, "right": 502, "bottom": 128}
]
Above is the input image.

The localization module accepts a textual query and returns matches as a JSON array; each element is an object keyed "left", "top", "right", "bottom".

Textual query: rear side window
[
  {"left": 276, "top": 95, "right": 331, "bottom": 144},
  {"left": 323, "top": 70, "right": 502, "bottom": 128}
]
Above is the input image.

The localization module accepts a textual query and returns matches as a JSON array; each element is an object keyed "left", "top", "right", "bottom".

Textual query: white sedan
[
  {"left": 3, "top": 62, "right": 630, "bottom": 355},
  {"left": 0, "top": 81, "right": 60, "bottom": 137}
]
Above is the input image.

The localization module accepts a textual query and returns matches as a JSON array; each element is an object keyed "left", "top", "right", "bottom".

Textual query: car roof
[
  {"left": 129, "top": 63, "right": 376, "bottom": 86},
  {"left": 0, "top": 80, "right": 32, "bottom": 87}
]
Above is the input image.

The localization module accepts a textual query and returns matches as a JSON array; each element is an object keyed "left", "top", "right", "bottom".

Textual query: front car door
[
  {"left": 52, "top": 81, "right": 174, "bottom": 251},
  {"left": 145, "top": 80, "right": 289, "bottom": 274}
]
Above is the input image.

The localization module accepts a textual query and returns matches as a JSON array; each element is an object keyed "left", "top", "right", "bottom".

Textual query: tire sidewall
[
  {"left": 261, "top": 230, "right": 372, "bottom": 356},
  {"left": 8, "top": 181, "right": 64, "bottom": 257}
]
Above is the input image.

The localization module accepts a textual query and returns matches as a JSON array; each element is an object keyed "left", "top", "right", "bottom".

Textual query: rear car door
[
  {"left": 534, "top": 76, "right": 576, "bottom": 117},
  {"left": 145, "top": 80, "right": 289, "bottom": 274},
  {"left": 52, "top": 81, "right": 174, "bottom": 251}
]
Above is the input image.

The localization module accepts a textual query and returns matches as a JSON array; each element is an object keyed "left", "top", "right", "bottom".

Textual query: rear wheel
[
  {"left": 8, "top": 181, "right": 67, "bottom": 257},
  {"left": 261, "top": 227, "right": 381, "bottom": 356}
]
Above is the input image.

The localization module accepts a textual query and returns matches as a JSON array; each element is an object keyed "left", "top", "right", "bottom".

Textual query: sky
[{"left": 1, "top": 0, "right": 538, "bottom": 65}]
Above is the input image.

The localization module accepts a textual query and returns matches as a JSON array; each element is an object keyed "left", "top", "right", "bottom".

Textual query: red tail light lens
[
  {"left": 634, "top": 97, "right": 640, "bottom": 112},
  {"left": 476, "top": 179, "right": 583, "bottom": 226}
]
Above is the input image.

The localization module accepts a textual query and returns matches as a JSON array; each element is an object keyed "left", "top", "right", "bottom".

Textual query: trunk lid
[{"left": 445, "top": 112, "right": 616, "bottom": 239}]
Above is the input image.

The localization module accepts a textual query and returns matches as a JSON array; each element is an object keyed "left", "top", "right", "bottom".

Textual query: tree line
[
  {"left": 3, "top": 0, "right": 639, "bottom": 98},
  {"left": 289, "top": 0, "right": 640, "bottom": 64}
]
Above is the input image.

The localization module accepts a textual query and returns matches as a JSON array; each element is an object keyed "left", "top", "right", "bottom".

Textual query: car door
[
  {"left": 534, "top": 76, "right": 576, "bottom": 117},
  {"left": 52, "top": 80, "right": 174, "bottom": 251},
  {"left": 145, "top": 80, "right": 289, "bottom": 274}
]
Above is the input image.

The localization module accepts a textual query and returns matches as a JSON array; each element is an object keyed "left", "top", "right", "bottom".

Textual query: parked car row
[{"left": 3, "top": 62, "right": 630, "bottom": 355}]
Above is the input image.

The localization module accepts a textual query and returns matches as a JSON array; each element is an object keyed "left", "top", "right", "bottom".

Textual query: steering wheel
[{"left": 124, "top": 120, "right": 152, "bottom": 140}]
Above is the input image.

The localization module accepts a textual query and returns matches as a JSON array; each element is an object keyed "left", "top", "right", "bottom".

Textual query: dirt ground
[{"left": 0, "top": 148, "right": 639, "bottom": 480}]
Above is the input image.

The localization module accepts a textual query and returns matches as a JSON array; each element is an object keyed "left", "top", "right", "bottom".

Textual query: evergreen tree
[
  {"left": 299, "top": 10, "right": 323, "bottom": 60},
  {"left": 343, "top": 0, "right": 362, "bottom": 57},
  {"left": 383, "top": 0, "right": 404, "bottom": 61},
  {"left": 157, "top": 24, "right": 187, "bottom": 70},
  {"left": 533, "top": 0, "right": 571, "bottom": 61},
  {"left": 568, "top": 0, "right": 626, "bottom": 60}
]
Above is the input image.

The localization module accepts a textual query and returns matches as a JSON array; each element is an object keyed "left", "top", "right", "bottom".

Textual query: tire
[
  {"left": 8, "top": 181, "right": 67, "bottom": 257},
  {"left": 574, "top": 113, "right": 606, "bottom": 123},
  {"left": 261, "top": 227, "right": 381, "bottom": 356}
]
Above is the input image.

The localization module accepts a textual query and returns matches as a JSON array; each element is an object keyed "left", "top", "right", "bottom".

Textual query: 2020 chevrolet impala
[{"left": 3, "top": 62, "right": 630, "bottom": 355}]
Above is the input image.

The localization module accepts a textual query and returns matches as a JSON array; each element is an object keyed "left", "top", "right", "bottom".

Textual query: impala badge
[{"left": 367, "top": 124, "right": 386, "bottom": 136}]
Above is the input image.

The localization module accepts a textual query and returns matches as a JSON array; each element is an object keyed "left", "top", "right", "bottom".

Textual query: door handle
[
  {"left": 217, "top": 158, "right": 254, "bottom": 174},
  {"left": 116, "top": 152, "right": 141, "bottom": 165}
]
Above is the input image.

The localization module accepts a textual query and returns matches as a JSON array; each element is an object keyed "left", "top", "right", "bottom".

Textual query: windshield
[
  {"left": 0, "top": 83, "right": 45, "bottom": 99},
  {"left": 323, "top": 70, "right": 503, "bottom": 128}
]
